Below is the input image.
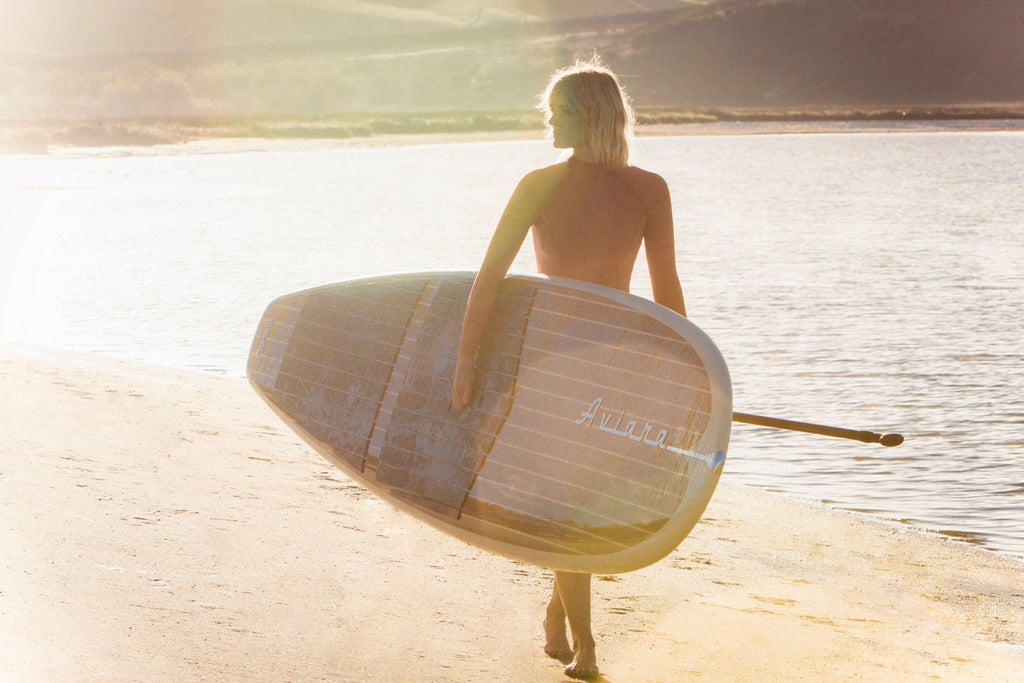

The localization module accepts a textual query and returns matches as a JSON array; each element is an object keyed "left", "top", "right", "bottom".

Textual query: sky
[
  {"left": 2, "top": 1, "right": 1020, "bottom": 120},
  {"left": 0, "top": 1, "right": 533, "bottom": 117}
]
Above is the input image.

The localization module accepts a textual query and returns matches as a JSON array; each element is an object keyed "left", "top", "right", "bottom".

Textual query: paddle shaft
[{"left": 733, "top": 412, "right": 904, "bottom": 447}]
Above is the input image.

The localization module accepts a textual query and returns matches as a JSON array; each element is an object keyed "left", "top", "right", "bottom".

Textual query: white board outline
[{"left": 249, "top": 271, "right": 732, "bottom": 573}]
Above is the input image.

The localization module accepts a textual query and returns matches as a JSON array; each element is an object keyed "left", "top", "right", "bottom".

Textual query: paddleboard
[{"left": 248, "top": 272, "right": 731, "bottom": 573}]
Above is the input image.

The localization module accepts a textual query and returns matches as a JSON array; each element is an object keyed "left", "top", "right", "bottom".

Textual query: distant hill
[
  {"left": 1, "top": 0, "right": 1021, "bottom": 120},
  {"left": 616, "top": 0, "right": 1024, "bottom": 108}
]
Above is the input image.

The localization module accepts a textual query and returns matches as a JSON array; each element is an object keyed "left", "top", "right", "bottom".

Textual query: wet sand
[{"left": 2, "top": 344, "right": 1021, "bottom": 682}]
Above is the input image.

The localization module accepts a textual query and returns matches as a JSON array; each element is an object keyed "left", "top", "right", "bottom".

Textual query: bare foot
[
  {"left": 543, "top": 618, "right": 573, "bottom": 662},
  {"left": 565, "top": 643, "right": 599, "bottom": 680}
]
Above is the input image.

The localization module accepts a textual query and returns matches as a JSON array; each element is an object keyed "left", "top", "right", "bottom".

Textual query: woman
[{"left": 450, "top": 57, "right": 687, "bottom": 679}]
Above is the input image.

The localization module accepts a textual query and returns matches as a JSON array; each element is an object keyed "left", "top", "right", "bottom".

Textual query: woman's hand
[{"left": 450, "top": 355, "right": 477, "bottom": 412}]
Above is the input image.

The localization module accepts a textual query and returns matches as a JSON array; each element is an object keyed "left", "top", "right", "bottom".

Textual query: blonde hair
[{"left": 538, "top": 57, "right": 636, "bottom": 170}]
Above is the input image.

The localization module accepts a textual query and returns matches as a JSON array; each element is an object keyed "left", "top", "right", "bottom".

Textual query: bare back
[
  {"left": 454, "top": 154, "right": 685, "bottom": 410},
  {"left": 530, "top": 157, "right": 676, "bottom": 293}
]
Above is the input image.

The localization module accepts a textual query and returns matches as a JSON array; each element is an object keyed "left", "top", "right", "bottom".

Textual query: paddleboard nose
[{"left": 248, "top": 291, "right": 309, "bottom": 394}]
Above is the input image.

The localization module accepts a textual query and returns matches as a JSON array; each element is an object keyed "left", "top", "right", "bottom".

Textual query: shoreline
[
  {"left": 3, "top": 343, "right": 1022, "bottom": 681},
  {"left": 3, "top": 106, "right": 1024, "bottom": 154}
]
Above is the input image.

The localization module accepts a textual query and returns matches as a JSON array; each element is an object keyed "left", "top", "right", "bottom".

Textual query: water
[{"left": 2, "top": 126, "right": 1022, "bottom": 560}]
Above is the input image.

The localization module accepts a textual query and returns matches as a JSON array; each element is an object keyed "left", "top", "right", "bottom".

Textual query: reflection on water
[{"left": 1, "top": 126, "right": 1022, "bottom": 560}]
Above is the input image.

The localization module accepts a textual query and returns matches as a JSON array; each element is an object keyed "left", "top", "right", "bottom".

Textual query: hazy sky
[
  {"left": 0, "top": 0, "right": 567, "bottom": 117},
  {"left": 0, "top": 1, "right": 536, "bottom": 56},
  {"left": 0, "top": 1, "right": 709, "bottom": 57},
  {"left": 3, "top": 1, "right": 1018, "bottom": 120}
]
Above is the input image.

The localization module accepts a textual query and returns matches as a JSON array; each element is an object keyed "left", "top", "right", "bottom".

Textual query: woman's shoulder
[
  {"left": 527, "top": 160, "right": 571, "bottom": 180},
  {"left": 518, "top": 161, "right": 571, "bottom": 192},
  {"left": 621, "top": 164, "right": 670, "bottom": 203},
  {"left": 623, "top": 164, "right": 668, "bottom": 188}
]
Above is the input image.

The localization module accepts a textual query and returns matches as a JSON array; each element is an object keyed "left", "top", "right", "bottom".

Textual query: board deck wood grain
[{"left": 248, "top": 272, "right": 731, "bottom": 573}]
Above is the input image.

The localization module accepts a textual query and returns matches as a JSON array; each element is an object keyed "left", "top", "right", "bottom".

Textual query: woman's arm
[
  {"left": 451, "top": 170, "right": 553, "bottom": 411},
  {"left": 644, "top": 179, "right": 687, "bottom": 317},
  {"left": 647, "top": 243, "right": 687, "bottom": 317}
]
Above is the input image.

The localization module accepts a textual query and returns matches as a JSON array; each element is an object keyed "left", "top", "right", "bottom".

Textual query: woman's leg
[
  {"left": 554, "top": 570, "right": 598, "bottom": 679},
  {"left": 544, "top": 578, "right": 572, "bottom": 659}
]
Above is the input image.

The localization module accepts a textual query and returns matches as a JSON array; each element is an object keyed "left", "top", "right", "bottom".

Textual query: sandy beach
[{"left": 2, "top": 344, "right": 1021, "bottom": 682}]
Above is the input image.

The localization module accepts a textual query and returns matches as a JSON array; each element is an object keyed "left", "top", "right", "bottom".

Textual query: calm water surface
[{"left": 2, "top": 126, "right": 1022, "bottom": 560}]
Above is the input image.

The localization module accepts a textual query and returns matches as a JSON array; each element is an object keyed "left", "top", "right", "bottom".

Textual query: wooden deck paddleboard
[{"left": 248, "top": 272, "right": 731, "bottom": 573}]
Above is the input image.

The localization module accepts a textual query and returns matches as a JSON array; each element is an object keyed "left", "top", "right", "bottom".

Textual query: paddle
[{"left": 733, "top": 412, "right": 904, "bottom": 447}]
